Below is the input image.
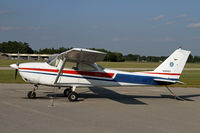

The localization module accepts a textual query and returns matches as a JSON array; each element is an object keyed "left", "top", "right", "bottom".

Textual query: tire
[
  {"left": 27, "top": 91, "right": 36, "bottom": 99},
  {"left": 63, "top": 88, "right": 72, "bottom": 97},
  {"left": 68, "top": 92, "right": 78, "bottom": 102}
]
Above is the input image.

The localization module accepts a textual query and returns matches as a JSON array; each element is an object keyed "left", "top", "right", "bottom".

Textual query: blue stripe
[{"left": 114, "top": 73, "right": 178, "bottom": 85}]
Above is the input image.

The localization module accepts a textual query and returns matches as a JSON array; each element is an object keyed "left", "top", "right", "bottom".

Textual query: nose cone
[{"left": 10, "top": 64, "right": 18, "bottom": 69}]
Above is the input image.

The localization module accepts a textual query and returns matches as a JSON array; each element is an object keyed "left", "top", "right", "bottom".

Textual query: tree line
[{"left": 0, "top": 41, "right": 200, "bottom": 63}]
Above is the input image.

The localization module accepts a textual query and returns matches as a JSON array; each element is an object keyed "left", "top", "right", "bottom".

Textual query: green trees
[
  {"left": 0, "top": 41, "right": 33, "bottom": 54},
  {"left": 36, "top": 47, "right": 71, "bottom": 54},
  {"left": 124, "top": 54, "right": 140, "bottom": 61},
  {"left": 0, "top": 41, "right": 200, "bottom": 62},
  {"left": 187, "top": 54, "right": 200, "bottom": 63},
  {"left": 89, "top": 48, "right": 124, "bottom": 62}
]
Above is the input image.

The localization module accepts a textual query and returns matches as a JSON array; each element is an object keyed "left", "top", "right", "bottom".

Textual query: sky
[{"left": 0, "top": 0, "right": 200, "bottom": 56}]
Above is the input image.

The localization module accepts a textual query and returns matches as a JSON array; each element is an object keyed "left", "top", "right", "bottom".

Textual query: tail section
[{"left": 154, "top": 48, "right": 191, "bottom": 79}]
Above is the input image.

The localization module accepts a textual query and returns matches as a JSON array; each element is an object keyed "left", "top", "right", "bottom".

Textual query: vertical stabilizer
[{"left": 154, "top": 48, "right": 191, "bottom": 79}]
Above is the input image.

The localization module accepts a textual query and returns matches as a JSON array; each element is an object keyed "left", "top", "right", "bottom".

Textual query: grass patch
[
  {"left": 172, "top": 70, "right": 200, "bottom": 88},
  {"left": 0, "top": 70, "right": 25, "bottom": 83}
]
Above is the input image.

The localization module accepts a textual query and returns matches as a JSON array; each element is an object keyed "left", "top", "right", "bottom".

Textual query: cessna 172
[{"left": 10, "top": 48, "right": 190, "bottom": 101}]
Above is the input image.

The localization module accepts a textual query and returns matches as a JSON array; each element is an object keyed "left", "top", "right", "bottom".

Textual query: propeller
[
  {"left": 15, "top": 52, "right": 20, "bottom": 80},
  {"left": 14, "top": 67, "right": 18, "bottom": 80},
  {"left": 10, "top": 52, "right": 20, "bottom": 80}
]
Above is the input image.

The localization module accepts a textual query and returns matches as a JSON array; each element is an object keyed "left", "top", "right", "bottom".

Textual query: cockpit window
[
  {"left": 78, "top": 63, "right": 97, "bottom": 71},
  {"left": 64, "top": 61, "right": 78, "bottom": 70}
]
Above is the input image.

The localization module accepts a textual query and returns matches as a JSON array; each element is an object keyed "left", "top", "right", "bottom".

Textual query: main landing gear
[
  {"left": 63, "top": 86, "right": 78, "bottom": 102},
  {"left": 27, "top": 85, "right": 38, "bottom": 99},
  {"left": 63, "top": 87, "right": 72, "bottom": 97}
]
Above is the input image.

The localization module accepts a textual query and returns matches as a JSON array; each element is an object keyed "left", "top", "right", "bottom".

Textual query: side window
[
  {"left": 78, "top": 63, "right": 97, "bottom": 71},
  {"left": 64, "top": 62, "right": 78, "bottom": 70}
]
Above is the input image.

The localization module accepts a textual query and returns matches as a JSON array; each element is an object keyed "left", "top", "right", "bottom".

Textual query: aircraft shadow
[
  {"left": 22, "top": 88, "right": 200, "bottom": 104},
  {"left": 84, "top": 87, "right": 200, "bottom": 103},
  {"left": 80, "top": 87, "right": 147, "bottom": 105}
]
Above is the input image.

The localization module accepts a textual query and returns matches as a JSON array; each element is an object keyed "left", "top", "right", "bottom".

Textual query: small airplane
[{"left": 10, "top": 47, "right": 190, "bottom": 101}]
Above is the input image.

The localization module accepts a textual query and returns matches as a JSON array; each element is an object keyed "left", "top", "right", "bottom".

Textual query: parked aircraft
[{"left": 10, "top": 48, "right": 190, "bottom": 101}]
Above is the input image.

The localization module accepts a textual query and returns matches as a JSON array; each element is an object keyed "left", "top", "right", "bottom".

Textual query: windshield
[{"left": 46, "top": 54, "right": 58, "bottom": 65}]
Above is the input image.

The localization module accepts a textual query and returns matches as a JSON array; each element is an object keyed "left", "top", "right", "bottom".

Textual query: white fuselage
[{"left": 18, "top": 62, "right": 180, "bottom": 88}]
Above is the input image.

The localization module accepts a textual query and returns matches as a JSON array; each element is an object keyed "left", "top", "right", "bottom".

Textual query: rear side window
[
  {"left": 78, "top": 63, "right": 97, "bottom": 71},
  {"left": 64, "top": 62, "right": 78, "bottom": 70}
]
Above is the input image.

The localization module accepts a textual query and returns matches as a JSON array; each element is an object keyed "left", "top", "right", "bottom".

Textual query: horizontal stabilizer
[{"left": 154, "top": 78, "right": 185, "bottom": 85}]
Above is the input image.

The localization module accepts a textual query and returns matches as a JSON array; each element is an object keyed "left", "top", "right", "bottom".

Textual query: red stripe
[
  {"left": 141, "top": 72, "right": 181, "bottom": 76},
  {"left": 19, "top": 67, "right": 114, "bottom": 78},
  {"left": 62, "top": 70, "right": 114, "bottom": 78}
]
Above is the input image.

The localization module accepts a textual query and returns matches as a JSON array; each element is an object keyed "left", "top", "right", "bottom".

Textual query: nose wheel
[
  {"left": 27, "top": 91, "right": 36, "bottom": 98},
  {"left": 27, "top": 85, "right": 38, "bottom": 99}
]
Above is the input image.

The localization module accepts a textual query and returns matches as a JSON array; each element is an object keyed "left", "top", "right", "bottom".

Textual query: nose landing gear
[
  {"left": 27, "top": 85, "right": 38, "bottom": 99},
  {"left": 27, "top": 91, "right": 36, "bottom": 98}
]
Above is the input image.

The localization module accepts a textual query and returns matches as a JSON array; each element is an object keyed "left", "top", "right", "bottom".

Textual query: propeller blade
[
  {"left": 16, "top": 51, "right": 19, "bottom": 66},
  {"left": 14, "top": 52, "right": 20, "bottom": 80},
  {"left": 15, "top": 69, "right": 18, "bottom": 80}
]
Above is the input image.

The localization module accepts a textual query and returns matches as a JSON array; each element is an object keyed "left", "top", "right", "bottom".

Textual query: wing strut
[{"left": 54, "top": 58, "right": 66, "bottom": 84}]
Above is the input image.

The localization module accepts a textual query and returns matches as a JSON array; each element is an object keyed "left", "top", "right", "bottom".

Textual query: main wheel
[
  {"left": 68, "top": 92, "right": 78, "bottom": 102},
  {"left": 63, "top": 88, "right": 72, "bottom": 97},
  {"left": 27, "top": 91, "right": 36, "bottom": 99}
]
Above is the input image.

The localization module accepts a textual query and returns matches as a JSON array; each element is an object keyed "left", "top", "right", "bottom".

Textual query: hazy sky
[{"left": 0, "top": 0, "right": 200, "bottom": 56}]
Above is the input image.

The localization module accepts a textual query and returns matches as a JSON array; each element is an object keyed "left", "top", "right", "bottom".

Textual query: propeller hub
[{"left": 10, "top": 64, "right": 19, "bottom": 69}]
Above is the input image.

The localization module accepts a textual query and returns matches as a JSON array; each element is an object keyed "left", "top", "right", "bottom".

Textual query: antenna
[{"left": 178, "top": 42, "right": 182, "bottom": 49}]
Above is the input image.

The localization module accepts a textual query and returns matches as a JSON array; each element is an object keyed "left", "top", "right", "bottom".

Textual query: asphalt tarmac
[{"left": 0, "top": 84, "right": 200, "bottom": 133}]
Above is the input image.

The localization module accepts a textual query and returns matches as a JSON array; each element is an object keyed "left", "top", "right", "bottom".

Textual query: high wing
[{"left": 57, "top": 48, "right": 106, "bottom": 63}]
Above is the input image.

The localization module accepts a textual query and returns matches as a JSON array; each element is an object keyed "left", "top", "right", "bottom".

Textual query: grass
[
  {"left": 0, "top": 70, "right": 24, "bottom": 83},
  {"left": 0, "top": 70, "right": 200, "bottom": 88},
  {"left": 173, "top": 70, "right": 200, "bottom": 88}
]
